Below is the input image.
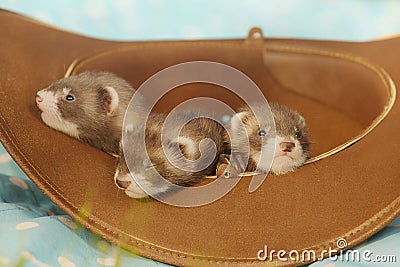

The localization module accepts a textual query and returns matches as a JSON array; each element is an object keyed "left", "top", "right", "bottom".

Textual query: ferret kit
[
  {"left": 3, "top": 12, "right": 399, "bottom": 267},
  {"left": 36, "top": 71, "right": 311, "bottom": 199}
]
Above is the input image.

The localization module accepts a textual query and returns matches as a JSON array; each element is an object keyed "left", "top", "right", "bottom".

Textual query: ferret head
[
  {"left": 35, "top": 71, "right": 135, "bottom": 153},
  {"left": 115, "top": 140, "right": 203, "bottom": 199},
  {"left": 269, "top": 103, "right": 310, "bottom": 175},
  {"left": 229, "top": 103, "right": 310, "bottom": 175},
  {"left": 114, "top": 123, "right": 200, "bottom": 199},
  {"left": 114, "top": 142, "right": 169, "bottom": 199},
  {"left": 36, "top": 72, "right": 120, "bottom": 137}
]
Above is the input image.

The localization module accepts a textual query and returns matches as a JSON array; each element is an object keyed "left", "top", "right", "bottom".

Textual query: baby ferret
[
  {"left": 114, "top": 112, "right": 226, "bottom": 199},
  {"left": 35, "top": 71, "right": 144, "bottom": 154},
  {"left": 226, "top": 103, "right": 311, "bottom": 175}
]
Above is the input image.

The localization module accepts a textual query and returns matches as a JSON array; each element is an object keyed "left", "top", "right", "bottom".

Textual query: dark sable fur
[
  {"left": 118, "top": 111, "right": 226, "bottom": 194},
  {"left": 44, "top": 71, "right": 139, "bottom": 154},
  {"left": 225, "top": 102, "right": 310, "bottom": 173}
]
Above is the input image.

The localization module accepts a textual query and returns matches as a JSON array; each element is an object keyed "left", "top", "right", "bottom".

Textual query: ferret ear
[
  {"left": 102, "top": 86, "right": 119, "bottom": 116},
  {"left": 172, "top": 136, "right": 197, "bottom": 159},
  {"left": 230, "top": 112, "right": 246, "bottom": 131},
  {"left": 299, "top": 115, "right": 306, "bottom": 128}
]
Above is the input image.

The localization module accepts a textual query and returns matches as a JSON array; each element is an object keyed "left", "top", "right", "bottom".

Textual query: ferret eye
[
  {"left": 295, "top": 131, "right": 302, "bottom": 139},
  {"left": 258, "top": 130, "right": 266, "bottom": 137},
  {"left": 224, "top": 171, "right": 230, "bottom": 178},
  {"left": 65, "top": 94, "right": 75, "bottom": 102}
]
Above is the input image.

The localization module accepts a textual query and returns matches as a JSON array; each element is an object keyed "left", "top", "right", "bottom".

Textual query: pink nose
[
  {"left": 36, "top": 95, "right": 43, "bottom": 104},
  {"left": 116, "top": 180, "right": 131, "bottom": 189},
  {"left": 280, "top": 142, "right": 295, "bottom": 152}
]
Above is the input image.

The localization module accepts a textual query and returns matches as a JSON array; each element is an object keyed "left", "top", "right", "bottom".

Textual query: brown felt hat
[{"left": 1, "top": 9, "right": 399, "bottom": 267}]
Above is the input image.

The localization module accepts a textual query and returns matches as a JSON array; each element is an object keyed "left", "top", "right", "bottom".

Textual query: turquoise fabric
[
  {"left": 0, "top": 144, "right": 170, "bottom": 267},
  {"left": 1, "top": 1, "right": 399, "bottom": 266}
]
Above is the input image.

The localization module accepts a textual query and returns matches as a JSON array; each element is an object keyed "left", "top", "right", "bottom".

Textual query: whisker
[
  {"left": 145, "top": 164, "right": 158, "bottom": 170},
  {"left": 115, "top": 188, "right": 121, "bottom": 198},
  {"left": 105, "top": 169, "right": 117, "bottom": 174}
]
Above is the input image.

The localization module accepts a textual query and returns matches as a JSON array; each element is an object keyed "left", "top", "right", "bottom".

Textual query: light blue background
[
  {"left": 0, "top": 1, "right": 399, "bottom": 267},
  {"left": 1, "top": 0, "right": 400, "bottom": 41}
]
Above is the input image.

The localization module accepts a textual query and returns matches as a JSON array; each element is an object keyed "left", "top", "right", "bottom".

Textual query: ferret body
[
  {"left": 115, "top": 111, "right": 226, "bottom": 199},
  {"left": 36, "top": 71, "right": 145, "bottom": 154},
  {"left": 226, "top": 103, "right": 310, "bottom": 175}
]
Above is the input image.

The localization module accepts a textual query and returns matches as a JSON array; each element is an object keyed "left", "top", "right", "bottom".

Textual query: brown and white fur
[
  {"left": 226, "top": 103, "right": 311, "bottom": 175},
  {"left": 115, "top": 112, "right": 226, "bottom": 199},
  {"left": 35, "top": 71, "right": 145, "bottom": 154}
]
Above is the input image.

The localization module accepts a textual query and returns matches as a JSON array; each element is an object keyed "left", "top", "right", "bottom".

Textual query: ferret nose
[
  {"left": 280, "top": 142, "right": 295, "bottom": 152},
  {"left": 116, "top": 179, "right": 131, "bottom": 189},
  {"left": 36, "top": 95, "right": 43, "bottom": 104}
]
